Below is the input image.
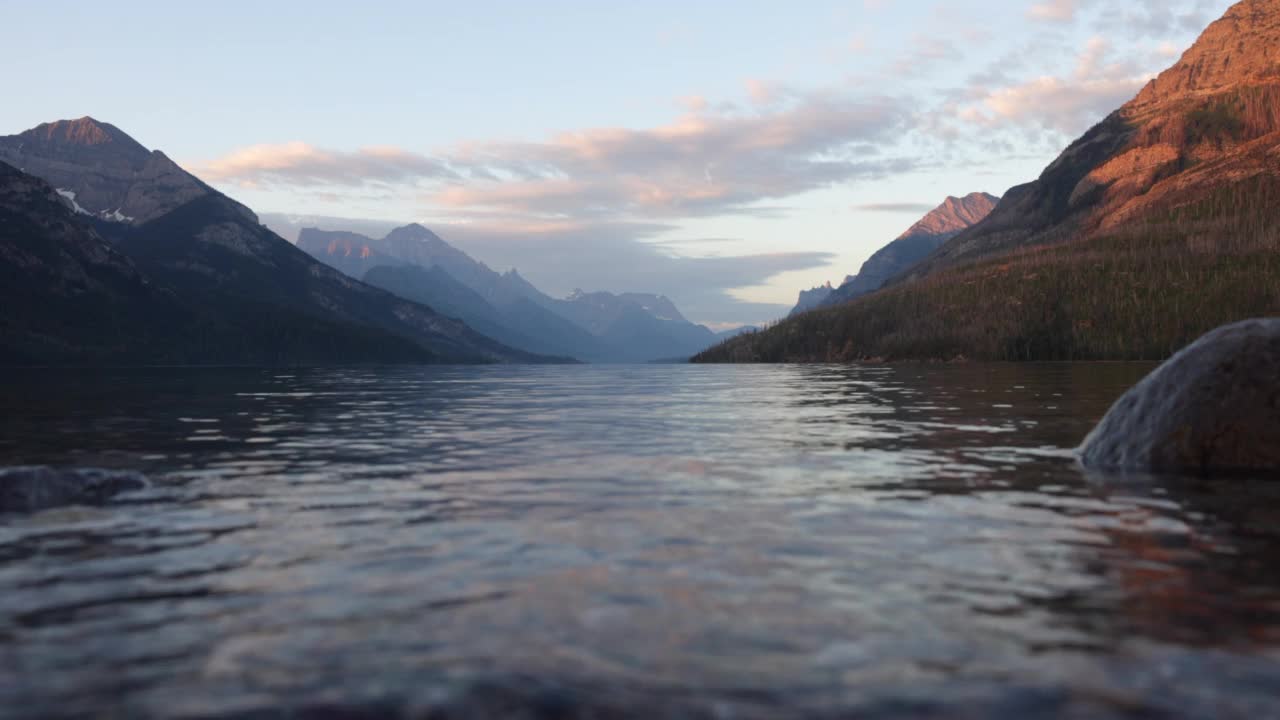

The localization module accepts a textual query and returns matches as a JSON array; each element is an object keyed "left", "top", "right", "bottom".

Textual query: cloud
[
  {"left": 1028, "top": 0, "right": 1078, "bottom": 22},
  {"left": 889, "top": 34, "right": 964, "bottom": 76},
  {"left": 1091, "top": 0, "right": 1224, "bottom": 39},
  {"left": 948, "top": 35, "right": 1151, "bottom": 136},
  {"left": 202, "top": 89, "right": 916, "bottom": 226},
  {"left": 200, "top": 0, "right": 1226, "bottom": 326},
  {"left": 197, "top": 142, "right": 457, "bottom": 187},
  {"left": 854, "top": 202, "right": 938, "bottom": 213}
]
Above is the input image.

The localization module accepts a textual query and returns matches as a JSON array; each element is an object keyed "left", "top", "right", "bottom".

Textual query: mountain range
[
  {"left": 9, "top": 1, "right": 1276, "bottom": 368},
  {"left": 785, "top": 193, "right": 999, "bottom": 317},
  {"left": 789, "top": 282, "right": 834, "bottom": 317},
  {"left": 819, "top": 193, "right": 999, "bottom": 309},
  {"left": 699, "top": 0, "right": 1280, "bottom": 363},
  {"left": 0, "top": 119, "right": 557, "bottom": 364},
  {"left": 297, "top": 225, "right": 733, "bottom": 362},
  {"left": 0, "top": 117, "right": 736, "bottom": 365}
]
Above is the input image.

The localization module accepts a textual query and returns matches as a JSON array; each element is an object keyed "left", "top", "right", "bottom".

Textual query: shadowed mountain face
[
  {"left": 299, "top": 224, "right": 546, "bottom": 310},
  {"left": 909, "top": 0, "right": 1280, "bottom": 278},
  {"left": 788, "top": 283, "right": 834, "bottom": 317},
  {"left": 0, "top": 121, "right": 554, "bottom": 365},
  {"left": 0, "top": 161, "right": 440, "bottom": 365},
  {"left": 301, "top": 226, "right": 726, "bottom": 361},
  {"left": 817, "top": 193, "right": 998, "bottom": 309},
  {"left": 0, "top": 161, "right": 180, "bottom": 363},
  {"left": 551, "top": 290, "right": 717, "bottom": 360}
]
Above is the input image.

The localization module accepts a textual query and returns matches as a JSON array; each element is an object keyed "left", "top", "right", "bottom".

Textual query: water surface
[{"left": 2, "top": 364, "right": 1279, "bottom": 718}]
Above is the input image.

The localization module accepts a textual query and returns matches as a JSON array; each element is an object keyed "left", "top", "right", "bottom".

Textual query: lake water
[{"left": 2, "top": 364, "right": 1279, "bottom": 719}]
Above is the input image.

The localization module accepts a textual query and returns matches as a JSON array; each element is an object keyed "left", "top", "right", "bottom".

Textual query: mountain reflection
[{"left": 2, "top": 364, "right": 1278, "bottom": 718}]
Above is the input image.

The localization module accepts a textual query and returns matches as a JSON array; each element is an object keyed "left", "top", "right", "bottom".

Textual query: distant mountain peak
[
  {"left": 805, "top": 190, "right": 1000, "bottom": 313},
  {"left": 900, "top": 192, "right": 999, "bottom": 240},
  {"left": 20, "top": 117, "right": 147, "bottom": 154},
  {"left": 789, "top": 283, "right": 835, "bottom": 316},
  {"left": 387, "top": 222, "right": 443, "bottom": 241},
  {"left": 0, "top": 118, "right": 219, "bottom": 224}
]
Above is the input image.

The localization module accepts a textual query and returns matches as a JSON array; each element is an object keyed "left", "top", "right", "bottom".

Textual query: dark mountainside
[
  {"left": 697, "top": 0, "right": 1280, "bottom": 364},
  {"left": 361, "top": 264, "right": 605, "bottom": 360},
  {"left": 0, "top": 161, "right": 436, "bottom": 364},
  {"left": 0, "top": 119, "right": 555, "bottom": 365},
  {"left": 819, "top": 193, "right": 998, "bottom": 308},
  {"left": 301, "top": 225, "right": 726, "bottom": 361},
  {"left": 788, "top": 283, "right": 833, "bottom": 317},
  {"left": 300, "top": 225, "right": 616, "bottom": 360},
  {"left": 0, "top": 160, "right": 187, "bottom": 364}
]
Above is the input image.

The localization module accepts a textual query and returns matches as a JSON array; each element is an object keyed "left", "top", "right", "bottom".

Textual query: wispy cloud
[
  {"left": 944, "top": 36, "right": 1152, "bottom": 136},
  {"left": 198, "top": 142, "right": 457, "bottom": 186},
  {"left": 201, "top": 0, "right": 1226, "bottom": 325},
  {"left": 202, "top": 89, "right": 916, "bottom": 224},
  {"left": 1028, "top": 0, "right": 1078, "bottom": 23},
  {"left": 853, "top": 202, "right": 938, "bottom": 213}
]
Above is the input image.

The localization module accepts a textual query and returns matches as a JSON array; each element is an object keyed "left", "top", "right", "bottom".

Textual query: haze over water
[{"left": 2, "top": 364, "right": 1279, "bottom": 718}]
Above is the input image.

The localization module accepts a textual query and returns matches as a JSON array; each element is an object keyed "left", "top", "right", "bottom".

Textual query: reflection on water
[{"left": 1, "top": 364, "right": 1278, "bottom": 718}]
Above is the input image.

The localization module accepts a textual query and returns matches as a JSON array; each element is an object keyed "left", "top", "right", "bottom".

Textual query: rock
[
  {"left": 1079, "top": 318, "right": 1280, "bottom": 473},
  {"left": 0, "top": 466, "right": 149, "bottom": 513}
]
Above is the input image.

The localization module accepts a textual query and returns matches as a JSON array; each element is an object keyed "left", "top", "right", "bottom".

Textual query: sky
[{"left": 3, "top": 0, "right": 1232, "bottom": 328}]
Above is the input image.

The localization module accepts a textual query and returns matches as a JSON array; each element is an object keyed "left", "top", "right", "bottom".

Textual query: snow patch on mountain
[{"left": 55, "top": 189, "right": 91, "bottom": 216}]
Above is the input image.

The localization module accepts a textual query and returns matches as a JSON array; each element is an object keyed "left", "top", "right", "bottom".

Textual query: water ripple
[{"left": 1, "top": 364, "right": 1279, "bottom": 718}]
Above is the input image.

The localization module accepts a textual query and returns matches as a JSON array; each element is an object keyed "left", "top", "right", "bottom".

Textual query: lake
[{"left": 1, "top": 364, "right": 1279, "bottom": 719}]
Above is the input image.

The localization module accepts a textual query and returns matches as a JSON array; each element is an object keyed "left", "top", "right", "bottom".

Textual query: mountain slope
[
  {"left": 0, "top": 160, "right": 183, "bottom": 363},
  {"left": 547, "top": 290, "right": 718, "bottom": 360},
  {"left": 697, "top": 0, "right": 1280, "bottom": 364},
  {"left": 819, "top": 193, "right": 998, "bottom": 308},
  {"left": 301, "top": 225, "right": 721, "bottom": 361},
  {"left": 0, "top": 117, "right": 238, "bottom": 225},
  {"left": 302, "top": 225, "right": 613, "bottom": 360},
  {"left": 299, "top": 224, "right": 550, "bottom": 309},
  {"left": 907, "top": 0, "right": 1280, "bottom": 278},
  {"left": 1, "top": 119, "right": 552, "bottom": 364},
  {"left": 788, "top": 283, "right": 834, "bottom": 317},
  {"left": 361, "top": 264, "right": 599, "bottom": 359},
  {"left": 0, "top": 162, "right": 443, "bottom": 365}
]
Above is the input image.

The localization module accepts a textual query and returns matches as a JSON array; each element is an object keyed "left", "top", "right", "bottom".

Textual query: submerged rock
[
  {"left": 1080, "top": 318, "right": 1280, "bottom": 474},
  {"left": 0, "top": 466, "right": 149, "bottom": 513}
]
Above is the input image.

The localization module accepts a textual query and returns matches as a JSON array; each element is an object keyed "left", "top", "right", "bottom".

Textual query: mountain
[
  {"left": 906, "top": 0, "right": 1280, "bottom": 278},
  {"left": 696, "top": 0, "right": 1280, "bottom": 364},
  {"left": 300, "top": 225, "right": 723, "bottom": 361},
  {"left": 818, "top": 193, "right": 998, "bottom": 308},
  {"left": 0, "top": 119, "right": 555, "bottom": 365},
  {"left": 361, "top": 264, "right": 609, "bottom": 360},
  {"left": 0, "top": 118, "right": 233, "bottom": 225},
  {"left": 0, "top": 160, "right": 184, "bottom": 363},
  {"left": 300, "top": 225, "right": 614, "bottom": 360},
  {"left": 299, "top": 224, "right": 552, "bottom": 310},
  {"left": 788, "top": 283, "right": 833, "bottom": 317},
  {"left": 292, "top": 228, "right": 405, "bottom": 278},
  {"left": 551, "top": 290, "right": 718, "bottom": 360},
  {"left": 0, "top": 161, "right": 443, "bottom": 364}
]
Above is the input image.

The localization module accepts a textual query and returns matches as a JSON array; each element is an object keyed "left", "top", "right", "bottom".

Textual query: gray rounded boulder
[
  {"left": 1079, "top": 318, "right": 1280, "bottom": 474},
  {"left": 0, "top": 466, "right": 149, "bottom": 513}
]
